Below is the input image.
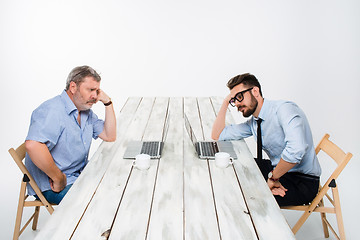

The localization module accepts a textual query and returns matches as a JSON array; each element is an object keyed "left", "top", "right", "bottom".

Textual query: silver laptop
[
  {"left": 184, "top": 115, "right": 237, "bottom": 159},
  {"left": 123, "top": 112, "right": 170, "bottom": 159}
]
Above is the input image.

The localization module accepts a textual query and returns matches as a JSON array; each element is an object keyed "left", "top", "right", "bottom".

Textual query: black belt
[{"left": 288, "top": 171, "right": 320, "bottom": 181}]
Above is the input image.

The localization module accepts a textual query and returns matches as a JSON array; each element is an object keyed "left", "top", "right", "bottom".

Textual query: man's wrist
[
  {"left": 224, "top": 97, "right": 231, "bottom": 106},
  {"left": 103, "top": 98, "right": 112, "bottom": 106},
  {"left": 268, "top": 170, "right": 280, "bottom": 182},
  {"left": 52, "top": 172, "right": 65, "bottom": 183}
]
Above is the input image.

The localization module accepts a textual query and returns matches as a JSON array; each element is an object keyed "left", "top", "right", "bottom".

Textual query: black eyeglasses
[{"left": 229, "top": 87, "right": 253, "bottom": 107}]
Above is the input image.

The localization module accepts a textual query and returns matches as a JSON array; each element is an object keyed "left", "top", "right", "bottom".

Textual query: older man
[{"left": 25, "top": 66, "right": 116, "bottom": 204}]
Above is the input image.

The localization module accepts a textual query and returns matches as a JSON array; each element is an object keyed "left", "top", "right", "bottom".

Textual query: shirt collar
[
  {"left": 257, "top": 98, "right": 270, "bottom": 121},
  {"left": 60, "top": 90, "right": 77, "bottom": 115}
]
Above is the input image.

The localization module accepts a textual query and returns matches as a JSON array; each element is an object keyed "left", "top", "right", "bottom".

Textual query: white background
[{"left": 1, "top": 0, "right": 359, "bottom": 239}]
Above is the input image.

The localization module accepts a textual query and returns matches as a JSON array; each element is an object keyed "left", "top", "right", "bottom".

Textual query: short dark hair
[
  {"left": 227, "top": 73, "right": 262, "bottom": 96},
  {"left": 66, "top": 66, "right": 101, "bottom": 90}
]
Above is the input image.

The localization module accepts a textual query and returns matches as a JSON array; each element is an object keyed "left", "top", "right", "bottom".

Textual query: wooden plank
[
  {"left": 197, "top": 97, "right": 214, "bottom": 141},
  {"left": 35, "top": 97, "right": 143, "bottom": 240},
  {"left": 198, "top": 97, "right": 257, "bottom": 240},
  {"left": 142, "top": 97, "right": 169, "bottom": 141},
  {"left": 231, "top": 141, "right": 295, "bottom": 240},
  {"left": 183, "top": 97, "right": 220, "bottom": 240},
  {"left": 210, "top": 97, "right": 295, "bottom": 240},
  {"left": 125, "top": 97, "right": 157, "bottom": 141},
  {"left": 146, "top": 97, "right": 184, "bottom": 239},
  {"left": 69, "top": 97, "right": 156, "bottom": 239},
  {"left": 109, "top": 97, "right": 169, "bottom": 239}
]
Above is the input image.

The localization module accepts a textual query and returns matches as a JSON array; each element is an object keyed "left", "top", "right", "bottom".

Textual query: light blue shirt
[
  {"left": 219, "top": 99, "right": 321, "bottom": 177},
  {"left": 25, "top": 90, "right": 104, "bottom": 195}
]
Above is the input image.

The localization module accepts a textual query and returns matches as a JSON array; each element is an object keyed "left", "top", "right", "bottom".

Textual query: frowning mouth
[{"left": 87, "top": 100, "right": 97, "bottom": 104}]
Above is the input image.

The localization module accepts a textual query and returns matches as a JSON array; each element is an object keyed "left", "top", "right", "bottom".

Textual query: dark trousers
[{"left": 255, "top": 158, "right": 319, "bottom": 207}]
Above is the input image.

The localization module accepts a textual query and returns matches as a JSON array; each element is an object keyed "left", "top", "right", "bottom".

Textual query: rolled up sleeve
[{"left": 278, "top": 103, "right": 308, "bottom": 164}]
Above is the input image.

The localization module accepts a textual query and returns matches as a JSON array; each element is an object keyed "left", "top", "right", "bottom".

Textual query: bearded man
[{"left": 212, "top": 73, "right": 321, "bottom": 206}]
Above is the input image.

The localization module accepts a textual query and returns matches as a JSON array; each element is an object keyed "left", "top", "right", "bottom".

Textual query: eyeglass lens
[{"left": 229, "top": 92, "right": 243, "bottom": 106}]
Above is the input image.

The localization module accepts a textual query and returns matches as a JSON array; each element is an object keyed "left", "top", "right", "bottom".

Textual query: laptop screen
[
  {"left": 184, "top": 115, "right": 198, "bottom": 147},
  {"left": 161, "top": 111, "right": 170, "bottom": 142}
]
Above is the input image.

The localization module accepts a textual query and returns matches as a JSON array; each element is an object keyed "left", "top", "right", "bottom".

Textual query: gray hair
[{"left": 66, "top": 65, "right": 101, "bottom": 90}]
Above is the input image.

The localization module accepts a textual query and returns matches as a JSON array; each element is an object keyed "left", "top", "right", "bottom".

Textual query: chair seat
[{"left": 282, "top": 205, "right": 336, "bottom": 214}]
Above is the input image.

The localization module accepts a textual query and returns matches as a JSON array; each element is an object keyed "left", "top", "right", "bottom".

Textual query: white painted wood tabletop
[{"left": 35, "top": 97, "right": 295, "bottom": 240}]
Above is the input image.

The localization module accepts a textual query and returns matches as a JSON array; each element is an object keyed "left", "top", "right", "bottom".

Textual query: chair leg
[
  {"left": 292, "top": 210, "right": 312, "bottom": 234},
  {"left": 332, "top": 187, "right": 346, "bottom": 239},
  {"left": 13, "top": 182, "right": 26, "bottom": 240},
  {"left": 32, "top": 206, "right": 40, "bottom": 230},
  {"left": 319, "top": 198, "right": 329, "bottom": 238}
]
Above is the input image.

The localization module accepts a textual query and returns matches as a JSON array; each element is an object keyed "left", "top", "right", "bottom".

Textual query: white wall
[{"left": 1, "top": 0, "right": 359, "bottom": 239}]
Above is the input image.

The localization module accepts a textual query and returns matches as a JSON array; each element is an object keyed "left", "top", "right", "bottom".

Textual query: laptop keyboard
[
  {"left": 200, "top": 142, "right": 218, "bottom": 157},
  {"left": 141, "top": 141, "right": 160, "bottom": 156}
]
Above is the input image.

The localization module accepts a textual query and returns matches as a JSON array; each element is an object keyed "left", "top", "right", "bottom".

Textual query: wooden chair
[
  {"left": 9, "top": 143, "right": 56, "bottom": 240},
  {"left": 281, "top": 134, "right": 352, "bottom": 240}
]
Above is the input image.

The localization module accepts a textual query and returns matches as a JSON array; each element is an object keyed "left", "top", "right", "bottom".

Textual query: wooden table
[{"left": 35, "top": 97, "right": 295, "bottom": 240}]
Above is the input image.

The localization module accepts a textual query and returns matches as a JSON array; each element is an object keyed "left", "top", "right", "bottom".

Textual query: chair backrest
[
  {"left": 9, "top": 143, "right": 29, "bottom": 178},
  {"left": 315, "top": 134, "right": 353, "bottom": 187},
  {"left": 315, "top": 134, "right": 353, "bottom": 194},
  {"left": 9, "top": 143, "right": 54, "bottom": 211}
]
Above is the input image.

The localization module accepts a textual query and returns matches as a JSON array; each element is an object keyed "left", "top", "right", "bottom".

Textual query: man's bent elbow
[
  {"left": 211, "top": 132, "right": 219, "bottom": 141},
  {"left": 108, "top": 136, "right": 116, "bottom": 142},
  {"left": 105, "top": 133, "right": 116, "bottom": 142},
  {"left": 25, "top": 140, "right": 41, "bottom": 153}
]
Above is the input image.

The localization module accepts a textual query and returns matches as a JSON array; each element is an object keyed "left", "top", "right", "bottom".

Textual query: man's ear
[
  {"left": 69, "top": 81, "right": 77, "bottom": 94},
  {"left": 252, "top": 86, "right": 260, "bottom": 97}
]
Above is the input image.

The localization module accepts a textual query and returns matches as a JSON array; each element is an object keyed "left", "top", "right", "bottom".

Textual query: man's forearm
[
  {"left": 267, "top": 159, "right": 296, "bottom": 197},
  {"left": 102, "top": 103, "right": 117, "bottom": 142},
  {"left": 212, "top": 99, "right": 229, "bottom": 140},
  {"left": 272, "top": 159, "right": 296, "bottom": 179},
  {"left": 25, "top": 140, "right": 64, "bottom": 182}
]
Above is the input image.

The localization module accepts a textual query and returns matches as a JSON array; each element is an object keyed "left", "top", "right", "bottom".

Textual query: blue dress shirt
[
  {"left": 25, "top": 90, "right": 104, "bottom": 195},
  {"left": 219, "top": 99, "right": 321, "bottom": 177}
]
